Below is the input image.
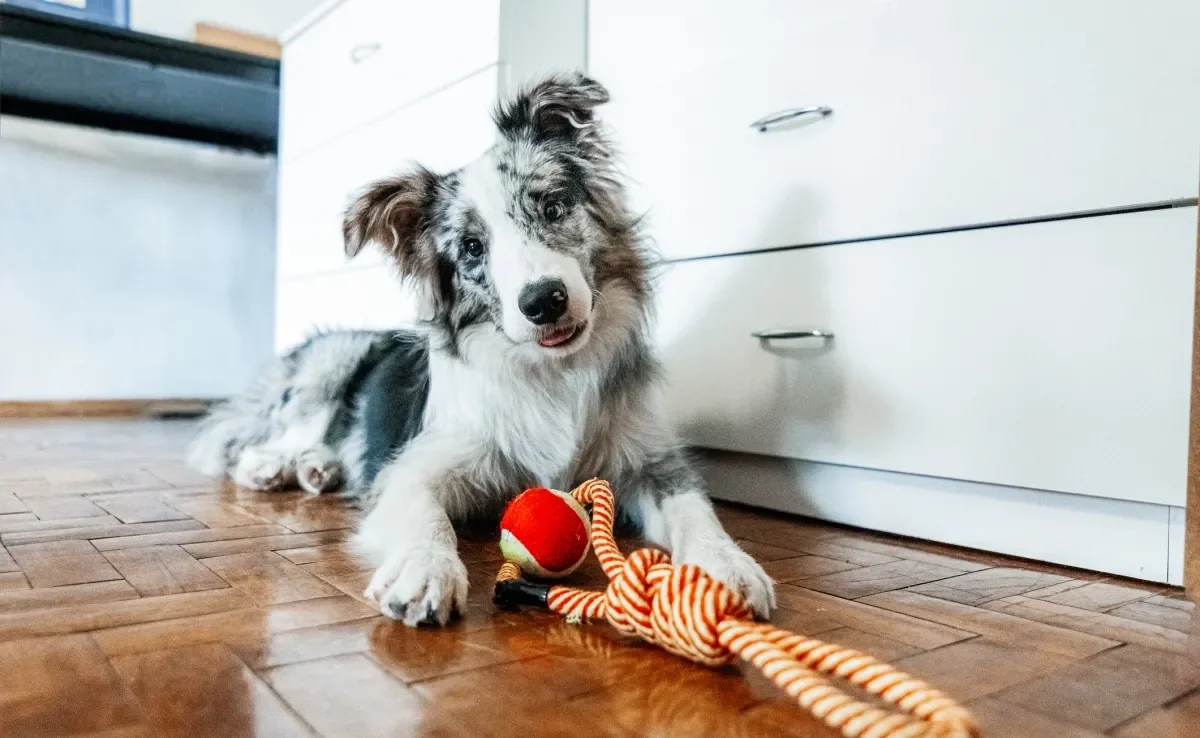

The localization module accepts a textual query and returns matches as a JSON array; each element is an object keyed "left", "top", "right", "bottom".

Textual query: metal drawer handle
[
  {"left": 750, "top": 106, "right": 833, "bottom": 132},
  {"left": 752, "top": 329, "right": 834, "bottom": 341},
  {"left": 350, "top": 43, "right": 382, "bottom": 64}
]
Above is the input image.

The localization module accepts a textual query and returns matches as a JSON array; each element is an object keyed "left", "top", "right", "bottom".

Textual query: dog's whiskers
[{"left": 591, "top": 288, "right": 609, "bottom": 313}]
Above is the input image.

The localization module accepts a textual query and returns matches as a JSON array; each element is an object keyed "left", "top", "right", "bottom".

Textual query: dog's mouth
[{"left": 537, "top": 321, "right": 587, "bottom": 349}]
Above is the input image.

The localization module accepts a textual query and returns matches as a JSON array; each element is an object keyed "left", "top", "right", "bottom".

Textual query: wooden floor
[{"left": 1, "top": 419, "right": 1198, "bottom": 737}]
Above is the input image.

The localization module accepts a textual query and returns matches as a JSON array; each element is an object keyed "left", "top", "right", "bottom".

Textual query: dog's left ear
[
  {"left": 495, "top": 72, "right": 610, "bottom": 143},
  {"left": 342, "top": 168, "right": 438, "bottom": 267}
]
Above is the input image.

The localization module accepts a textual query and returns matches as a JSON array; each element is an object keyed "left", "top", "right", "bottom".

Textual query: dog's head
[{"left": 343, "top": 73, "right": 644, "bottom": 361}]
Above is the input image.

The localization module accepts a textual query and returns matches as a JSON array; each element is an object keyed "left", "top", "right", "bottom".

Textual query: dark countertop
[{"left": 0, "top": 5, "right": 280, "bottom": 153}]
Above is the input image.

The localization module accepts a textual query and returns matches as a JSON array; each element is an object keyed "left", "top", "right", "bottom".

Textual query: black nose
[{"left": 518, "top": 278, "right": 569, "bottom": 325}]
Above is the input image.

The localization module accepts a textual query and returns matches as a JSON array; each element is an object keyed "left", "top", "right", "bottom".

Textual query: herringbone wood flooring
[{"left": 0, "top": 418, "right": 1197, "bottom": 737}]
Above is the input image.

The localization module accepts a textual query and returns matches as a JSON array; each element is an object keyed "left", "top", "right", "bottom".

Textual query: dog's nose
[{"left": 518, "top": 278, "right": 569, "bottom": 325}]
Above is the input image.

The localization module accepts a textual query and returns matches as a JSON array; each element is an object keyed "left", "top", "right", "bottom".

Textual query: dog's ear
[
  {"left": 342, "top": 169, "right": 438, "bottom": 276},
  {"left": 495, "top": 72, "right": 610, "bottom": 143}
]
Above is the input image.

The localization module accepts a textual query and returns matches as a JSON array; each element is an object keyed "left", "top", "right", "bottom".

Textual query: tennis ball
[{"left": 499, "top": 487, "right": 590, "bottom": 578}]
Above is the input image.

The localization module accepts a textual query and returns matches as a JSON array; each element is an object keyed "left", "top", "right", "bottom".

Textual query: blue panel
[{"left": 6, "top": 0, "right": 128, "bottom": 29}]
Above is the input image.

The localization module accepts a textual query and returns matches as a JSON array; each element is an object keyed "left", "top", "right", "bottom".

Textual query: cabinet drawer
[
  {"left": 275, "top": 267, "right": 419, "bottom": 353},
  {"left": 280, "top": 0, "right": 499, "bottom": 160},
  {"left": 601, "top": 0, "right": 1200, "bottom": 261},
  {"left": 655, "top": 207, "right": 1197, "bottom": 506},
  {"left": 590, "top": 0, "right": 865, "bottom": 94},
  {"left": 277, "top": 69, "right": 497, "bottom": 280}
]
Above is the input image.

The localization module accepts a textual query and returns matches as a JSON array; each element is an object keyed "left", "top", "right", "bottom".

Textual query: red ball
[{"left": 499, "top": 487, "right": 590, "bottom": 578}]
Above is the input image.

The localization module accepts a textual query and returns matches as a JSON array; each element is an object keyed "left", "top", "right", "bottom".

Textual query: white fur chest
[{"left": 426, "top": 350, "right": 601, "bottom": 484}]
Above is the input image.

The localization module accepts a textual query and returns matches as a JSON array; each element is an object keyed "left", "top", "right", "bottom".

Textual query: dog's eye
[
  {"left": 463, "top": 238, "right": 485, "bottom": 258},
  {"left": 542, "top": 200, "right": 566, "bottom": 223}
]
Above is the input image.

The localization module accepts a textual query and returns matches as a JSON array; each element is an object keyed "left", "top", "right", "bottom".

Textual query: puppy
[{"left": 189, "top": 73, "right": 775, "bottom": 626}]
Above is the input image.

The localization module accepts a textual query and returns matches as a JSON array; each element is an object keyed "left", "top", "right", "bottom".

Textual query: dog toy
[
  {"left": 499, "top": 487, "right": 590, "bottom": 578},
  {"left": 494, "top": 479, "right": 980, "bottom": 738}
]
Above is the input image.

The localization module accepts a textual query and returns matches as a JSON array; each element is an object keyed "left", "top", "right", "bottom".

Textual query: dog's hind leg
[
  {"left": 187, "top": 402, "right": 268, "bottom": 478},
  {"left": 230, "top": 406, "right": 342, "bottom": 493},
  {"left": 297, "top": 446, "right": 343, "bottom": 494},
  {"left": 231, "top": 447, "right": 294, "bottom": 491}
]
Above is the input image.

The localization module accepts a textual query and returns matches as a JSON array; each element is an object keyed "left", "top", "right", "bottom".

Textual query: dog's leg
[
  {"left": 187, "top": 405, "right": 263, "bottom": 478},
  {"left": 277, "top": 406, "right": 343, "bottom": 490},
  {"left": 231, "top": 446, "right": 294, "bottom": 491},
  {"left": 624, "top": 453, "right": 776, "bottom": 619},
  {"left": 355, "top": 433, "right": 492, "bottom": 627},
  {"left": 296, "top": 446, "right": 342, "bottom": 494},
  {"left": 231, "top": 407, "right": 343, "bottom": 494}
]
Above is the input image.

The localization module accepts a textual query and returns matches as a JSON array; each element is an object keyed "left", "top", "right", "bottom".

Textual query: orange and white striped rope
[{"left": 495, "top": 479, "right": 980, "bottom": 738}]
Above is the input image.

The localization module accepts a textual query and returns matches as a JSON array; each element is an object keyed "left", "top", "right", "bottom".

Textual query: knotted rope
[{"left": 494, "top": 479, "right": 980, "bottom": 738}]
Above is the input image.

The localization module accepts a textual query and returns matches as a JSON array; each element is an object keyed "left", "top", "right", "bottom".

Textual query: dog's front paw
[
  {"left": 677, "top": 542, "right": 776, "bottom": 619},
  {"left": 364, "top": 544, "right": 468, "bottom": 627}
]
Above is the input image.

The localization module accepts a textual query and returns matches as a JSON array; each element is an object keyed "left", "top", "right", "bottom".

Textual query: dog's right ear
[
  {"left": 342, "top": 169, "right": 438, "bottom": 276},
  {"left": 494, "top": 72, "right": 610, "bottom": 145}
]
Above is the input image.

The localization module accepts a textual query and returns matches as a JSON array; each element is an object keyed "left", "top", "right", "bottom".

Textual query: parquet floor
[{"left": 0, "top": 419, "right": 1198, "bottom": 737}]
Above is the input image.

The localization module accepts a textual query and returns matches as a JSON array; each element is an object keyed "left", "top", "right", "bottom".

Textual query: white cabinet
[
  {"left": 657, "top": 207, "right": 1197, "bottom": 507},
  {"left": 595, "top": 0, "right": 1200, "bottom": 261},
  {"left": 589, "top": 0, "right": 1198, "bottom": 579},
  {"left": 280, "top": 0, "right": 500, "bottom": 161},
  {"left": 590, "top": 0, "right": 871, "bottom": 90}
]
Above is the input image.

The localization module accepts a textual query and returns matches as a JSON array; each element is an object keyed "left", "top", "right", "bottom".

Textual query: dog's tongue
[{"left": 538, "top": 325, "right": 577, "bottom": 347}]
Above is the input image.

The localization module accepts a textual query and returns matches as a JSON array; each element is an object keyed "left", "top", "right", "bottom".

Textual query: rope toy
[{"left": 493, "top": 479, "right": 981, "bottom": 738}]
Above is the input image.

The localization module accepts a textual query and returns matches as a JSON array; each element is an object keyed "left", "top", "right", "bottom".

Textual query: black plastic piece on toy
[{"left": 493, "top": 578, "right": 551, "bottom": 610}]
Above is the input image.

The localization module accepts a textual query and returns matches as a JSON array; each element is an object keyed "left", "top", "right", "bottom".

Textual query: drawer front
[
  {"left": 600, "top": 0, "right": 1200, "bottom": 261},
  {"left": 275, "top": 266, "right": 419, "bottom": 353},
  {"left": 280, "top": 0, "right": 500, "bottom": 160},
  {"left": 277, "top": 69, "right": 497, "bottom": 280},
  {"left": 590, "top": 0, "right": 867, "bottom": 94},
  {"left": 655, "top": 207, "right": 1197, "bottom": 506}
]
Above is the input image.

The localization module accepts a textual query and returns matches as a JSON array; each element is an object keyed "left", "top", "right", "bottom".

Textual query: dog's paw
[
  {"left": 364, "top": 544, "right": 468, "bottom": 627},
  {"left": 231, "top": 449, "right": 292, "bottom": 491},
  {"left": 677, "top": 541, "right": 776, "bottom": 619},
  {"left": 296, "top": 450, "right": 342, "bottom": 495}
]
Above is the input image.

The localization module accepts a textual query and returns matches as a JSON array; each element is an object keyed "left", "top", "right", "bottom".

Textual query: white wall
[
  {"left": 129, "top": 0, "right": 326, "bottom": 40},
  {"left": 0, "top": 117, "right": 277, "bottom": 401}
]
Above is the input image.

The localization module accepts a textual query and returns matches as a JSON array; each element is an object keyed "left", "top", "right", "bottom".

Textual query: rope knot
[
  {"left": 503, "top": 479, "right": 981, "bottom": 738},
  {"left": 604, "top": 549, "right": 753, "bottom": 667}
]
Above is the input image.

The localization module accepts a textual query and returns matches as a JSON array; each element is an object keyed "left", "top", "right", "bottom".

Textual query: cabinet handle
[
  {"left": 350, "top": 43, "right": 382, "bottom": 64},
  {"left": 752, "top": 329, "right": 834, "bottom": 341},
  {"left": 750, "top": 106, "right": 833, "bottom": 132}
]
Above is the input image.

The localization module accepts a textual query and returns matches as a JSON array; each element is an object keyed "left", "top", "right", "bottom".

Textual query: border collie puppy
[{"left": 188, "top": 73, "right": 775, "bottom": 626}]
